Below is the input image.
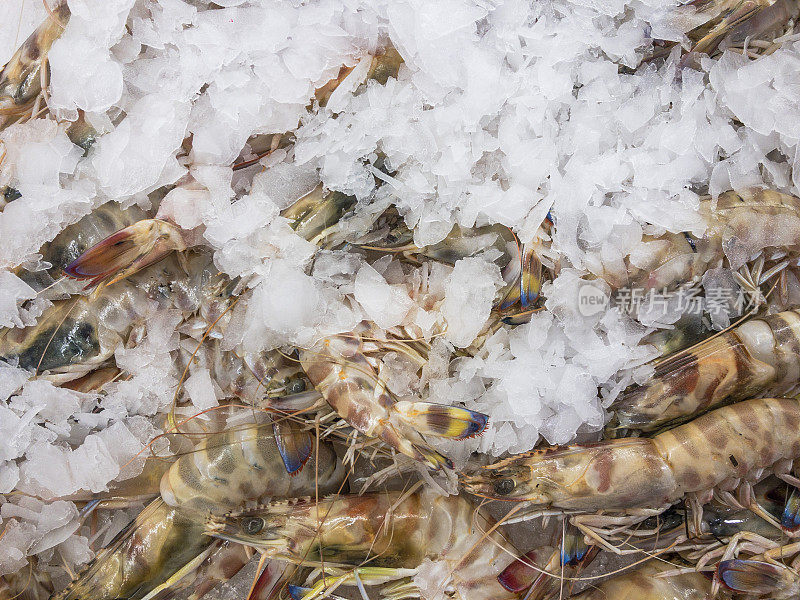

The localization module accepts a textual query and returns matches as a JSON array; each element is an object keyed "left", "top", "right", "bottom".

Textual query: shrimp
[
  {"left": 0, "top": 556, "right": 53, "bottom": 600},
  {"left": 568, "top": 560, "right": 712, "bottom": 599},
  {"left": 461, "top": 398, "right": 800, "bottom": 547},
  {"left": 684, "top": 0, "right": 799, "bottom": 59},
  {"left": 62, "top": 183, "right": 357, "bottom": 294},
  {"left": 205, "top": 488, "right": 530, "bottom": 600},
  {"left": 62, "top": 45, "right": 404, "bottom": 290},
  {"left": 0, "top": 2, "right": 70, "bottom": 130},
  {"left": 360, "top": 216, "right": 554, "bottom": 322},
  {"left": 299, "top": 323, "right": 488, "bottom": 470},
  {"left": 0, "top": 250, "right": 230, "bottom": 382},
  {"left": 18, "top": 202, "right": 150, "bottom": 298},
  {"left": 611, "top": 308, "right": 800, "bottom": 431},
  {"left": 590, "top": 189, "right": 800, "bottom": 297},
  {"left": 54, "top": 416, "right": 345, "bottom": 600}
]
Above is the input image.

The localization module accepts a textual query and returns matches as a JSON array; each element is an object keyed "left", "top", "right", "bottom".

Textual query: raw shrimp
[
  {"left": 299, "top": 323, "right": 488, "bottom": 470},
  {"left": 62, "top": 183, "right": 357, "bottom": 293},
  {"left": 683, "top": 0, "right": 799, "bottom": 59},
  {"left": 591, "top": 189, "right": 800, "bottom": 295},
  {"left": 0, "top": 250, "right": 231, "bottom": 382},
  {"left": 19, "top": 203, "right": 150, "bottom": 298},
  {"left": 461, "top": 398, "right": 800, "bottom": 533},
  {"left": 54, "top": 416, "right": 345, "bottom": 600},
  {"left": 0, "top": 2, "right": 70, "bottom": 130},
  {"left": 206, "top": 488, "right": 529, "bottom": 600},
  {"left": 62, "top": 45, "right": 405, "bottom": 289},
  {"left": 611, "top": 308, "right": 800, "bottom": 431},
  {"left": 0, "top": 556, "right": 53, "bottom": 600},
  {"left": 360, "top": 217, "right": 553, "bottom": 321}
]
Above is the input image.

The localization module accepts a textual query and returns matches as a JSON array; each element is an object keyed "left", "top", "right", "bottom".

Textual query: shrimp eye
[
  {"left": 287, "top": 378, "right": 306, "bottom": 394},
  {"left": 243, "top": 517, "right": 264, "bottom": 535},
  {"left": 494, "top": 478, "right": 516, "bottom": 496}
]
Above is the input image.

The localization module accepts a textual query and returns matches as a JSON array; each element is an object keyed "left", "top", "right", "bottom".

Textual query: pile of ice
[{"left": 1, "top": 0, "right": 800, "bottom": 583}]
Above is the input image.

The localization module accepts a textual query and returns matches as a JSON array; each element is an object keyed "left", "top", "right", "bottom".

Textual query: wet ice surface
[{"left": 0, "top": 0, "right": 799, "bottom": 594}]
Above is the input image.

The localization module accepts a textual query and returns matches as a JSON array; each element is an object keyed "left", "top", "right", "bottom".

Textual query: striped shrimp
[
  {"left": 298, "top": 322, "right": 489, "bottom": 470},
  {"left": 54, "top": 415, "right": 345, "bottom": 600},
  {"left": 589, "top": 189, "right": 800, "bottom": 299},
  {"left": 0, "top": 2, "right": 70, "bottom": 131},
  {"left": 461, "top": 397, "right": 800, "bottom": 549},
  {"left": 611, "top": 307, "right": 800, "bottom": 432},
  {"left": 205, "top": 488, "right": 532, "bottom": 600},
  {"left": 16, "top": 202, "right": 150, "bottom": 298},
  {"left": 360, "top": 216, "right": 554, "bottom": 323},
  {"left": 0, "top": 250, "right": 231, "bottom": 382}
]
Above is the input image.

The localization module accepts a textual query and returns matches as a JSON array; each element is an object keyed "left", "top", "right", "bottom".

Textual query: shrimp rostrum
[
  {"left": 206, "top": 488, "right": 535, "bottom": 600},
  {"left": 461, "top": 397, "right": 800, "bottom": 550}
]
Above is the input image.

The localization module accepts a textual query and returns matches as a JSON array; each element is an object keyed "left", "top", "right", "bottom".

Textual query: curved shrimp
[
  {"left": 62, "top": 45, "right": 405, "bottom": 290},
  {"left": 299, "top": 323, "right": 488, "bottom": 470},
  {"left": 206, "top": 488, "right": 530, "bottom": 600},
  {"left": 53, "top": 416, "right": 345, "bottom": 600},
  {"left": 611, "top": 308, "right": 800, "bottom": 431}
]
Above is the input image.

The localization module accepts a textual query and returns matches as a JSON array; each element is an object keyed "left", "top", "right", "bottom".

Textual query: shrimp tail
[
  {"left": 497, "top": 549, "right": 541, "bottom": 593},
  {"left": 782, "top": 488, "right": 800, "bottom": 531},
  {"left": 273, "top": 420, "right": 313, "bottom": 476},
  {"left": 561, "top": 527, "right": 594, "bottom": 565},
  {"left": 64, "top": 219, "right": 186, "bottom": 289},
  {"left": 392, "top": 401, "right": 488, "bottom": 440},
  {"left": 717, "top": 559, "right": 793, "bottom": 595}
]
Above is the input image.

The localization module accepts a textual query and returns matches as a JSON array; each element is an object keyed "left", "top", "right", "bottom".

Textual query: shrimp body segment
[
  {"left": 614, "top": 308, "right": 800, "bottom": 431},
  {"left": 299, "top": 329, "right": 488, "bottom": 470},
  {"left": 462, "top": 398, "right": 800, "bottom": 511},
  {"left": 569, "top": 560, "right": 711, "bottom": 599},
  {"left": 206, "top": 489, "right": 525, "bottom": 600}
]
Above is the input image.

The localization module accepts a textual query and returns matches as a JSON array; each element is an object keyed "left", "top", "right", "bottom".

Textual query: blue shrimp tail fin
[
  {"left": 783, "top": 488, "right": 800, "bottom": 531},
  {"left": 561, "top": 527, "right": 595, "bottom": 566},
  {"left": 717, "top": 559, "right": 793, "bottom": 595},
  {"left": 519, "top": 245, "right": 543, "bottom": 307},
  {"left": 273, "top": 420, "right": 313, "bottom": 476},
  {"left": 393, "top": 401, "right": 488, "bottom": 440}
]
